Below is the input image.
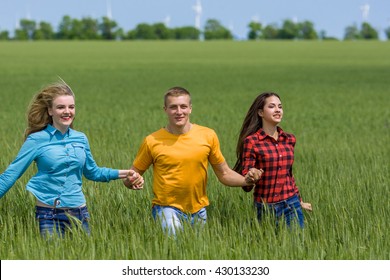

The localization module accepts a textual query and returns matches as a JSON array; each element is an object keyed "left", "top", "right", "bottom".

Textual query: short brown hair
[{"left": 164, "top": 86, "right": 191, "bottom": 107}]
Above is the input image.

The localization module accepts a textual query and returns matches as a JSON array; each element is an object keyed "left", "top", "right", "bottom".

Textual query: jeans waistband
[
  {"left": 36, "top": 205, "right": 88, "bottom": 214},
  {"left": 256, "top": 194, "right": 299, "bottom": 206}
]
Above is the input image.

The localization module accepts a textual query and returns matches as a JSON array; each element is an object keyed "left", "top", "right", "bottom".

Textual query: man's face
[{"left": 164, "top": 94, "right": 192, "bottom": 128}]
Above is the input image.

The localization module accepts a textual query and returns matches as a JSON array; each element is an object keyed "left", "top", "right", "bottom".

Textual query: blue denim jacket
[{"left": 0, "top": 124, "right": 119, "bottom": 207}]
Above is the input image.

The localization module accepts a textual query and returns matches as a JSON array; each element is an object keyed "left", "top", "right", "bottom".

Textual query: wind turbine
[
  {"left": 164, "top": 15, "right": 171, "bottom": 27},
  {"left": 106, "top": 0, "right": 112, "bottom": 19},
  {"left": 192, "top": 0, "right": 202, "bottom": 30},
  {"left": 360, "top": 4, "right": 370, "bottom": 22}
]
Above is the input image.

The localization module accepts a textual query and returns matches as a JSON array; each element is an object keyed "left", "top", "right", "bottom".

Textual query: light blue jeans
[
  {"left": 152, "top": 205, "right": 207, "bottom": 235},
  {"left": 35, "top": 205, "right": 90, "bottom": 237},
  {"left": 255, "top": 194, "right": 304, "bottom": 228}
]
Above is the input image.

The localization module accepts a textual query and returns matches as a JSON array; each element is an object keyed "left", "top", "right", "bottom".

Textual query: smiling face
[
  {"left": 164, "top": 94, "right": 192, "bottom": 129},
  {"left": 48, "top": 95, "right": 75, "bottom": 133},
  {"left": 258, "top": 95, "right": 283, "bottom": 126}
]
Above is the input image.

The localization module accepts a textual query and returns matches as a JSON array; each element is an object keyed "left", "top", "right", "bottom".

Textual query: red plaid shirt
[{"left": 241, "top": 127, "right": 301, "bottom": 203}]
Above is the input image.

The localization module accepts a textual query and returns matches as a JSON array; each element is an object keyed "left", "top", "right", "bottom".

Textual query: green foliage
[
  {"left": 344, "top": 22, "right": 379, "bottom": 40},
  {"left": 3, "top": 15, "right": 390, "bottom": 41},
  {"left": 386, "top": 27, "right": 390, "bottom": 39},
  {"left": 0, "top": 30, "right": 9, "bottom": 40},
  {"left": 99, "top": 16, "right": 118, "bottom": 40},
  {"left": 173, "top": 26, "right": 200, "bottom": 40},
  {"left": 360, "top": 22, "right": 379, "bottom": 39},
  {"left": 204, "top": 19, "right": 233, "bottom": 40},
  {"left": 248, "top": 21, "right": 262, "bottom": 40},
  {"left": 0, "top": 41, "right": 389, "bottom": 260},
  {"left": 279, "top": 19, "right": 299, "bottom": 39}
]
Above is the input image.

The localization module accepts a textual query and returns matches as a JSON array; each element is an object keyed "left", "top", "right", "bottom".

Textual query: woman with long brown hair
[{"left": 234, "top": 92, "right": 312, "bottom": 228}]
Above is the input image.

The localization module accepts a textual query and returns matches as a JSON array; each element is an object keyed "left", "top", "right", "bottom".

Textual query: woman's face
[
  {"left": 48, "top": 95, "right": 75, "bottom": 133},
  {"left": 258, "top": 95, "right": 283, "bottom": 126}
]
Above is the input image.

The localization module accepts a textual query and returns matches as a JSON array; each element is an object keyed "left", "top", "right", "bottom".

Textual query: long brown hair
[
  {"left": 24, "top": 81, "right": 75, "bottom": 139},
  {"left": 233, "top": 92, "right": 280, "bottom": 173}
]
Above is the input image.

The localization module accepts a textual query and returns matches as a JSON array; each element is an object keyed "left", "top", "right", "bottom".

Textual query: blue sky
[{"left": 1, "top": 0, "right": 389, "bottom": 39}]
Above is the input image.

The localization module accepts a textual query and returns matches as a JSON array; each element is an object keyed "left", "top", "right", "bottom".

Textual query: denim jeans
[
  {"left": 255, "top": 194, "right": 304, "bottom": 228},
  {"left": 35, "top": 205, "right": 90, "bottom": 237},
  {"left": 152, "top": 205, "right": 207, "bottom": 235}
]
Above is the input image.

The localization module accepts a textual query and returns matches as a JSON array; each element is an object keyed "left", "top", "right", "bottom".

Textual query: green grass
[{"left": 0, "top": 41, "right": 389, "bottom": 259}]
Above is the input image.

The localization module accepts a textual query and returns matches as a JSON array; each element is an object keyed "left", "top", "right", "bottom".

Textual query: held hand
[
  {"left": 244, "top": 168, "right": 264, "bottom": 185},
  {"left": 123, "top": 170, "right": 144, "bottom": 190},
  {"left": 301, "top": 201, "right": 312, "bottom": 211}
]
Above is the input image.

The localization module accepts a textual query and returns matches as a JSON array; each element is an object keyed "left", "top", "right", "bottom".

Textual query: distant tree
[
  {"left": 0, "top": 30, "right": 9, "bottom": 40},
  {"left": 385, "top": 27, "right": 390, "bottom": 40},
  {"left": 33, "top": 21, "right": 54, "bottom": 40},
  {"left": 57, "top": 15, "right": 73, "bottom": 39},
  {"left": 129, "top": 23, "right": 157, "bottom": 39},
  {"left": 319, "top": 30, "right": 327, "bottom": 40},
  {"left": 70, "top": 18, "right": 84, "bottom": 39},
  {"left": 297, "top": 20, "right": 318, "bottom": 39},
  {"left": 81, "top": 17, "right": 100, "bottom": 40},
  {"left": 14, "top": 29, "right": 28, "bottom": 40},
  {"left": 152, "top": 23, "right": 173, "bottom": 39},
  {"left": 279, "top": 19, "right": 299, "bottom": 39},
  {"left": 262, "top": 23, "right": 279, "bottom": 39},
  {"left": 115, "top": 28, "right": 125, "bottom": 40},
  {"left": 360, "top": 22, "right": 378, "bottom": 40},
  {"left": 126, "top": 29, "right": 136, "bottom": 40},
  {"left": 204, "top": 19, "right": 233, "bottom": 40},
  {"left": 344, "top": 24, "right": 360, "bottom": 40},
  {"left": 248, "top": 21, "right": 262, "bottom": 40},
  {"left": 99, "top": 17, "right": 118, "bottom": 40},
  {"left": 173, "top": 26, "right": 200, "bottom": 40},
  {"left": 14, "top": 19, "right": 36, "bottom": 40}
]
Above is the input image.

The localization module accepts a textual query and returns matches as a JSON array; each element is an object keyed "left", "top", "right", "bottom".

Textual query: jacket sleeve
[{"left": 0, "top": 137, "right": 37, "bottom": 198}]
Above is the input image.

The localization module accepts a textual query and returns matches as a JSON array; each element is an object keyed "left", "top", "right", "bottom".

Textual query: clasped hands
[
  {"left": 244, "top": 168, "right": 264, "bottom": 185},
  {"left": 123, "top": 170, "right": 144, "bottom": 190}
]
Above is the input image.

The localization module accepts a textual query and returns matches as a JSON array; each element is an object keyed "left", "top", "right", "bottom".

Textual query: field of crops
[{"left": 0, "top": 41, "right": 389, "bottom": 260}]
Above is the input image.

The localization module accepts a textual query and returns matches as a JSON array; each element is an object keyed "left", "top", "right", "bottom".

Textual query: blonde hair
[
  {"left": 164, "top": 86, "right": 191, "bottom": 107},
  {"left": 24, "top": 80, "right": 75, "bottom": 139}
]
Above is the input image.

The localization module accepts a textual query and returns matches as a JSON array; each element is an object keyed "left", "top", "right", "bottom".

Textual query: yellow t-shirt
[{"left": 133, "top": 124, "right": 225, "bottom": 213}]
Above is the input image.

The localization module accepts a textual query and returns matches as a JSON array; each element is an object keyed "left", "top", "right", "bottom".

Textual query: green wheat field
[{"left": 0, "top": 41, "right": 389, "bottom": 260}]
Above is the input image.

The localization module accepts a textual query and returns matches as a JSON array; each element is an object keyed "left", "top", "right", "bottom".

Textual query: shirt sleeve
[
  {"left": 133, "top": 137, "right": 153, "bottom": 172},
  {"left": 240, "top": 137, "right": 258, "bottom": 192},
  {"left": 0, "top": 136, "right": 37, "bottom": 198},
  {"left": 241, "top": 137, "right": 257, "bottom": 176},
  {"left": 82, "top": 135, "right": 119, "bottom": 182},
  {"left": 208, "top": 130, "right": 225, "bottom": 165}
]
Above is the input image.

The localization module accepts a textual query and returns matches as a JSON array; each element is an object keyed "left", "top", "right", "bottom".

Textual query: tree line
[{"left": 0, "top": 15, "right": 388, "bottom": 41}]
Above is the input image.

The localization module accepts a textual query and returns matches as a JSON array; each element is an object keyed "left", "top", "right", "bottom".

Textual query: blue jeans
[
  {"left": 35, "top": 205, "right": 90, "bottom": 237},
  {"left": 255, "top": 194, "right": 304, "bottom": 228},
  {"left": 152, "top": 205, "right": 207, "bottom": 235}
]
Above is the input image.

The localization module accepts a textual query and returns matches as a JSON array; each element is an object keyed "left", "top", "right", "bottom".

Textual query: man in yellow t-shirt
[{"left": 123, "top": 87, "right": 262, "bottom": 235}]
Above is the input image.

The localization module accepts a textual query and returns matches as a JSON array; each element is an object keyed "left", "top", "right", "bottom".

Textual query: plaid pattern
[{"left": 241, "top": 127, "right": 300, "bottom": 203}]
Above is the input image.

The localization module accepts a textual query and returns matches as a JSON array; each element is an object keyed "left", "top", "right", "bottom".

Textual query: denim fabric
[
  {"left": 35, "top": 205, "right": 90, "bottom": 237},
  {"left": 152, "top": 205, "right": 207, "bottom": 235},
  {"left": 255, "top": 194, "right": 304, "bottom": 228}
]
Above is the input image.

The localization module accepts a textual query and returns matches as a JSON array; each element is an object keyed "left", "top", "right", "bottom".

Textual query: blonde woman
[{"left": 0, "top": 81, "right": 143, "bottom": 237}]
